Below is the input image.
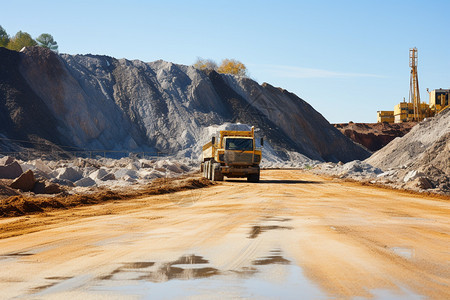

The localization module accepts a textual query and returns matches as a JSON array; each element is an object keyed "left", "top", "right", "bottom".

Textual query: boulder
[
  {"left": 49, "top": 178, "right": 75, "bottom": 187},
  {"left": 138, "top": 170, "right": 159, "bottom": 180},
  {"left": 0, "top": 156, "right": 15, "bottom": 166},
  {"left": 403, "top": 170, "right": 424, "bottom": 183},
  {"left": 44, "top": 182, "right": 65, "bottom": 194},
  {"left": 166, "top": 163, "right": 183, "bottom": 174},
  {"left": 10, "top": 170, "right": 36, "bottom": 191},
  {"left": 114, "top": 168, "right": 138, "bottom": 179},
  {"left": 89, "top": 168, "right": 108, "bottom": 180},
  {"left": 74, "top": 177, "right": 96, "bottom": 187},
  {"left": 32, "top": 180, "right": 64, "bottom": 194},
  {"left": 32, "top": 180, "right": 46, "bottom": 194},
  {"left": 100, "top": 173, "right": 115, "bottom": 181},
  {"left": 139, "top": 159, "right": 155, "bottom": 168},
  {"left": 32, "top": 159, "right": 53, "bottom": 174},
  {"left": 0, "top": 161, "right": 23, "bottom": 179},
  {"left": 55, "top": 167, "right": 83, "bottom": 182},
  {"left": 122, "top": 175, "right": 137, "bottom": 183},
  {"left": 417, "top": 177, "right": 433, "bottom": 190}
]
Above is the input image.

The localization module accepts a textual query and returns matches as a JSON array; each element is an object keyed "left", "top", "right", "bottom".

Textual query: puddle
[
  {"left": 390, "top": 247, "right": 415, "bottom": 259},
  {"left": 30, "top": 275, "right": 91, "bottom": 296},
  {"left": 252, "top": 249, "right": 290, "bottom": 265},
  {"left": 248, "top": 225, "right": 293, "bottom": 239},
  {"left": 30, "top": 277, "right": 73, "bottom": 293},
  {"left": 91, "top": 250, "right": 325, "bottom": 299},
  {"left": 121, "top": 262, "right": 155, "bottom": 269},
  {"left": 98, "top": 255, "right": 219, "bottom": 283}
]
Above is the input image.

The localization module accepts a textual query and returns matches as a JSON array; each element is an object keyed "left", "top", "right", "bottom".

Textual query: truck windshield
[{"left": 225, "top": 138, "right": 253, "bottom": 151}]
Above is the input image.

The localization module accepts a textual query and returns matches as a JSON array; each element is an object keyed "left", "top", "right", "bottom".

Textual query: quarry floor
[{"left": 0, "top": 170, "right": 449, "bottom": 299}]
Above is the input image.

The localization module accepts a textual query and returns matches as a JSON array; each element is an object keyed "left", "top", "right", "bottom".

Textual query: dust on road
[{"left": 0, "top": 170, "right": 448, "bottom": 299}]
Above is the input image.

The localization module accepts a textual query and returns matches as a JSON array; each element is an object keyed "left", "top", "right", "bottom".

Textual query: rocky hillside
[
  {"left": 333, "top": 122, "right": 416, "bottom": 152},
  {"left": 0, "top": 46, "right": 369, "bottom": 163}
]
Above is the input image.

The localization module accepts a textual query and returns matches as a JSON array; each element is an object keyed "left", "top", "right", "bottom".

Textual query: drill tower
[{"left": 409, "top": 47, "right": 421, "bottom": 121}]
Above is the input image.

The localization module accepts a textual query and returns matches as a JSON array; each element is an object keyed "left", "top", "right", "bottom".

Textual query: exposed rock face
[
  {"left": 333, "top": 122, "right": 416, "bottom": 152},
  {"left": 0, "top": 48, "right": 66, "bottom": 150},
  {"left": 0, "top": 46, "right": 370, "bottom": 163}
]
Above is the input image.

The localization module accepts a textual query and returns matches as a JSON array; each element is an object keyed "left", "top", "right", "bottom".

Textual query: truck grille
[{"left": 224, "top": 151, "right": 253, "bottom": 165}]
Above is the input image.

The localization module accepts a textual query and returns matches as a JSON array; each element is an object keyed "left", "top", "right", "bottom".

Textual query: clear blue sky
[{"left": 2, "top": 0, "right": 449, "bottom": 123}]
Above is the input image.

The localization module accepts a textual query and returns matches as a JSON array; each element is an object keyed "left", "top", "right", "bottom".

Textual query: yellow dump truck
[{"left": 201, "top": 126, "right": 263, "bottom": 182}]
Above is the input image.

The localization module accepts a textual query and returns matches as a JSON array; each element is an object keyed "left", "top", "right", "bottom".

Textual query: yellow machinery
[
  {"left": 201, "top": 126, "right": 262, "bottom": 182},
  {"left": 393, "top": 101, "right": 431, "bottom": 123},
  {"left": 377, "top": 48, "right": 448, "bottom": 123},
  {"left": 376, "top": 111, "right": 394, "bottom": 123},
  {"left": 429, "top": 89, "right": 449, "bottom": 113}
]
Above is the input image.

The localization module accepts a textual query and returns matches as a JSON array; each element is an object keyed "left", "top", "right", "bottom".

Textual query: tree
[
  {"left": 0, "top": 25, "right": 9, "bottom": 48},
  {"left": 193, "top": 57, "right": 218, "bottom": 71},
  {"left": 7, "top": 31, "right": 37, "bottom": 51},
  {"left": 36, "top": 33, "right": 58, "bottom": 52},
  {"left": 217, "top": 59, "right": 248, "bottom": 77}
]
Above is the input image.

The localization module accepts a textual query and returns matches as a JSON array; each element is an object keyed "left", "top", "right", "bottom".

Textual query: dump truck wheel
[
  {"left": 247, "top": 171, "right": 260, "bottom": 183},
  {"left": 212, "top": 163, "right": 224, "bottom": 181},
  {"left": 203, "top": 162, "right": 208, "bottom": 178},
  {"left": 206, "top": 161, "right": 212, "bottom": 180}
]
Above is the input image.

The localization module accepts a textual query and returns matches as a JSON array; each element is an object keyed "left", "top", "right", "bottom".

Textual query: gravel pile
[
  {"left": 365, "top": 109, "right": 450, "bottom": 194},
  {"left": 0, "top": 155, "right": 196, "bottom": 196}
]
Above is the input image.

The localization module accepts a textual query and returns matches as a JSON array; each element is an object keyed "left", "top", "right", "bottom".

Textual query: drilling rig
[
  {"left": 377, "top": 48, "right": 449, "bottom": 123},
  {"left": 409, "top": 47, "right": 421, "bottom": 121}
]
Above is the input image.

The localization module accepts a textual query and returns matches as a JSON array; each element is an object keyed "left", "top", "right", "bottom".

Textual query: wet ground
[{"left": 0, "top": 170, "right": 449, "bottom": 299}]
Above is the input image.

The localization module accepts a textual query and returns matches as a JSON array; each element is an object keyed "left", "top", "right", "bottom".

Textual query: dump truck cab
[{"left": 202, "top": 126, "right": 262, "bottom": 182}]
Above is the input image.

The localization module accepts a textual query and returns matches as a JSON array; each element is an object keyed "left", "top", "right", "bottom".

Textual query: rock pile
[
  {"left": 314, "top": 160, "right": 382, "bottom": 181},
  {"left": 365, "top": 108, "right": 449, "bottom": 194},
  {"left": 0, "top": 155, "right": 195, "bottom": 197}
]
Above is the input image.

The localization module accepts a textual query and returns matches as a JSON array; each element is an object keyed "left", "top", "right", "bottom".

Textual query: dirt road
[{"left": 1, "top": 170, "right": 449, "bottom": 299}]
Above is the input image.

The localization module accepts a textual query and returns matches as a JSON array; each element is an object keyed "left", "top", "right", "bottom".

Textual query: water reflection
[
  {"left": 30, "top": 277, "right": 73, "bottom": 293},
  {"left": 98, "top": 254, "right": 219, "bottom": 283},
  {"left": 248, "top": 225, "right": 293, "bottom": 239},
  {"left": 253, "top": 249, "right": 290, "bottom": 265},
  {"left": 91, "top": 250, "right": 326, "bottom": 299}
]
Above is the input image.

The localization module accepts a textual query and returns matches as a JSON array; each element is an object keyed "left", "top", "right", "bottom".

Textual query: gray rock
[
  {"left": 49, "top": 178, "right": 75, "bottom": 187},
  {"left": 122, "top": 175, "right": 137, "bottom": 183},
  {"left": 0, "top": 161, "right": 23, "bottom": 179},
  {"left": 114, "top": 168, "right": 138, "bottom": 179},
  {"left": 74, "top": 177, "right": 96, "bottom": 187},
  {"left": 417, "top": 177, "right": 433, "bottom": 189},
  {"left": 56, "top": 167, "right": 83, "bottom": 182},
  {"left": 32, "top": 180, "right": 63, "bottom": 194},
  {"left": 89, "top": 168, "right": 108, "bottom": 180},
  {"left": 403, "top": 170, "right": 424, "bottom": 183},
  {"left": 10, "top": 170, "right": 36, "bottom": 191},
  {"left": 100, "top": 173, "right": 115, "bottom": 181},
  {"left": 0, "top": 156, "right": 15, "bottom": 166}
]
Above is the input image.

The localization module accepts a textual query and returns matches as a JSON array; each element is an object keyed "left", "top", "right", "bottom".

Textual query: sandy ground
[{"left": 0, "top": 170, "right": 449, "bottom": 299}]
